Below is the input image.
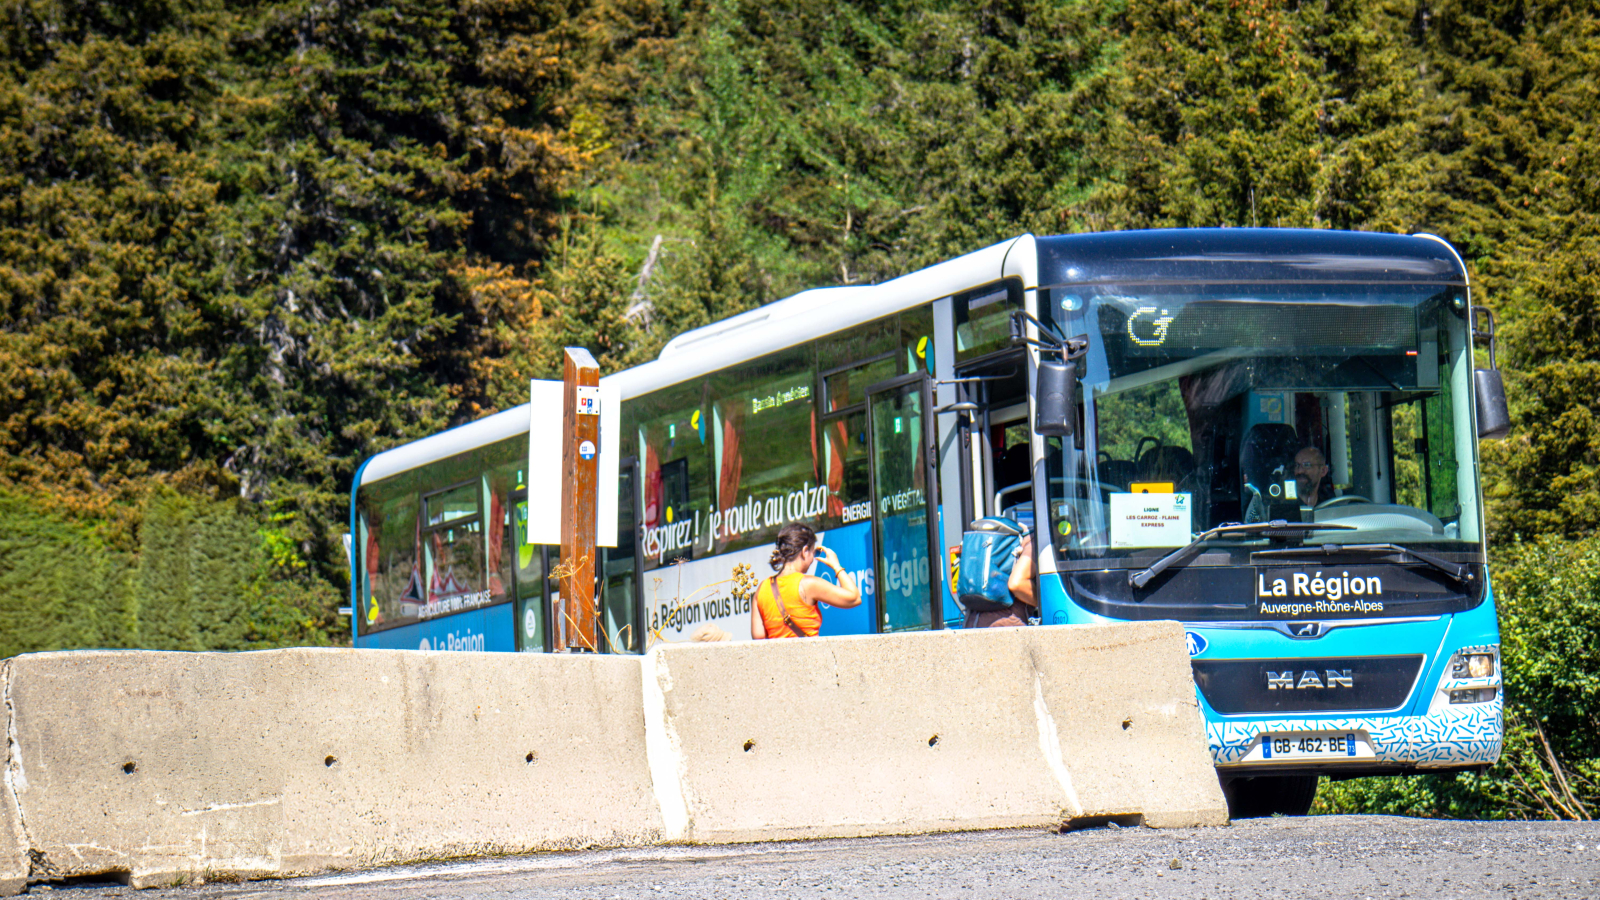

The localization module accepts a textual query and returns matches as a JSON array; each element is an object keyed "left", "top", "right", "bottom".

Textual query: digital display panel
[{"left": 1109, "top": 299, "right": 1418, "bottom": 354}]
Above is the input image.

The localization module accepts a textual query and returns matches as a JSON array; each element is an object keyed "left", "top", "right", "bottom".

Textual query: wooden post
[{"left": 558, "top": 348, "right": 601, "bottom": 652}]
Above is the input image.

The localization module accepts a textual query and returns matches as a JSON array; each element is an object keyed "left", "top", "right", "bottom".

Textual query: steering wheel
[{"left": 1314, "top": 494, "right": 1371, "bottom": 510}]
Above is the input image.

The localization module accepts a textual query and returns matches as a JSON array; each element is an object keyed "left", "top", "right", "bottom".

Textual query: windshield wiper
[
  {"left": 1128, "top": 521, "right": 1357, "bottom": 589},
  {"left": 1252, "top": 542, "right": 1474, "bottom": 585}
]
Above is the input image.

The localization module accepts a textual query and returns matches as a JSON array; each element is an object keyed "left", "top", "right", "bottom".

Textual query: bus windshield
[{"left": 1046, "top": 282, "right": 1483, "bottom": 568}]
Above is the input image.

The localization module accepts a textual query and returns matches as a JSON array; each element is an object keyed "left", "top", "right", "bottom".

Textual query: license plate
[{"left": 1243, "top": 731, "right": 1374, "bottom": 763}]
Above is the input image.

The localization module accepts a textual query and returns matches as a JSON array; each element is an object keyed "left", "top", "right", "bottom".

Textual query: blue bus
[{"left": 350, "top": 229, "right": 1506, "bottom": 816}]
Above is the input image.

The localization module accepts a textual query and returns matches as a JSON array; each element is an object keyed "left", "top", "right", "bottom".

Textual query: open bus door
[
  {"left": 865, "top": 373, "right": 943, "bottom": 632},
  {"left": 949, "top": 349, "right": 1032, "bottom": 525},
  {"left": 942, "top": 349, "right": 1035, "bottom": 626}
]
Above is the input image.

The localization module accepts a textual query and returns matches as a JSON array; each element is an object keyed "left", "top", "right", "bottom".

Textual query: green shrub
[
  {"left": 0, "top": 493, "right": 135, "bottom": 658},
  {"left": 0, "top": 489, "right": 343, "bottom": 658},
  {"left": 1317, "top": 534, "right": 1600, "bottom": 819}
]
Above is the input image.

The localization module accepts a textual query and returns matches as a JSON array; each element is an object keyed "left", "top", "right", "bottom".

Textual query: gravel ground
[{"left": 31, "top": 816, "right": 1600, "bottom": 900}]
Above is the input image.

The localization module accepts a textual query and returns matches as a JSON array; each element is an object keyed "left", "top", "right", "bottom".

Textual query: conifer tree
[
  {"left": 0, "top": 0, "right": 592, "bottom": 619},
  {"left": 0, "top": 0, "right": 239, "bottom": 511},
  {"left": 1098, "top": 0, "right": 1437, "bottom": 230},
  {"left": 1409, "top": 0, "right": 1600, "bottom": 538}
]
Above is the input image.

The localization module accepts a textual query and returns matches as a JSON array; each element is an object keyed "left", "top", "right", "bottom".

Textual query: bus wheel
[{"left": 1221, "top": 775, "right": 1319, "bottom": 818}]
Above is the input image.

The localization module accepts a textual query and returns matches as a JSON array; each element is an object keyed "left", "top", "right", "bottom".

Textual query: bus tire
[{"left": 1221, "top": 774, "right": 1319, "bottom": 818}]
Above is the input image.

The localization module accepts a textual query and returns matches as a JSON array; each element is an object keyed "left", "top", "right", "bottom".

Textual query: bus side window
[
  {"left": 636, "top": 378, "right": 715, "bottom": 568},
  {"left": 709, "top": 344, "right": 819, "bottom": 553},
  {"left": 820, "top": 410, "right": 870, "bottom": 530},
  {"left": 357, "top": 503, "right": 379, "bottom": 627},
  {"left": 482, "top": 436, "right": 525, "bottom": 603},
  {"left": 422, "top": 482, "right": 485, "bottom": 609},
  {"left": 361, "top": 472, "right": 418, "bottom": 630}
]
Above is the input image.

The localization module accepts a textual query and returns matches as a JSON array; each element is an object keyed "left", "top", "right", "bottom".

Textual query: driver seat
[{"left": 1240, "top": 423, "right": 1299, "bottom": 522}]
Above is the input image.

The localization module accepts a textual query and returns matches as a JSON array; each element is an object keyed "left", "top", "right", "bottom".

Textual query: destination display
[{"left": 1116, "top": 299, "right": 1418, "bottom": 354}]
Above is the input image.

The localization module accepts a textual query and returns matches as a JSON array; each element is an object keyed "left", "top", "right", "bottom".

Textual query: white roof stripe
[{"left": 357, "top": 234, "right": 1035, "bottom": 488}]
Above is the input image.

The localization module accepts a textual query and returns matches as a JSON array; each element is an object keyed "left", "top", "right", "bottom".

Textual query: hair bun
[{"left": 769, "top": 522, "right": 818, "bottom": 572}]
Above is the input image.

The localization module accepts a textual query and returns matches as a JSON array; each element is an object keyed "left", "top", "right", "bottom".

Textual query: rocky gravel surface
[{"left": 33, "top": 816, "right": 1600, "bottom": 899}]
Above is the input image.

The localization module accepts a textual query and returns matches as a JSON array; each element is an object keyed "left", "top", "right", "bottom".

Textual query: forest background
[{"left": 1, "top": 0, "right": 1596, "bottom": 819}]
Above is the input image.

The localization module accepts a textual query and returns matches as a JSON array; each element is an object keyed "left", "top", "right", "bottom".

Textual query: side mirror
[
  {"left": 1034, "top": 358, "right": 1077, "bottom": 437},
  {"left": 1474, "top": 368, "right": 1510, "bottom": 440},
  {"left": 1471, "top": 306, "right": 1511, "bottom": 440}
]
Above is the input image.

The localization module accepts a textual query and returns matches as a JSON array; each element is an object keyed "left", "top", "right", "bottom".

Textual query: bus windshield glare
[{"left": 1046, "top": 282, "right": 1482, "bottom": 567}]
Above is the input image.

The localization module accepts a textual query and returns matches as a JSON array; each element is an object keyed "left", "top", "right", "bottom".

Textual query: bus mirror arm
[
  {"left": 935, "top": 401, "right": 981, "bottom": 417},
  {"left": 1025, "top": 312, "right": 1087, "bottom": 439},
  {"left": 1011, "top": 310, "right": 1089, "bottom": 360}
]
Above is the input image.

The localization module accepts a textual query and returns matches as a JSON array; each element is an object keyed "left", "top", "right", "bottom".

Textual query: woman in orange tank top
[{"left": 751, "top": 523, "right": 861, "bottom": 639}]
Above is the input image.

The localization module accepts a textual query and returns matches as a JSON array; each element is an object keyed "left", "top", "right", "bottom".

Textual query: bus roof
[
  {"left": 354, "top": 229, "right": 1469, "bottom": 488},
  {"left": 1035, "top": 229, "right": 1468, "bottom": 287},
  {"left": 356, "top": 233, "right": 1037, "bottom": 488}
]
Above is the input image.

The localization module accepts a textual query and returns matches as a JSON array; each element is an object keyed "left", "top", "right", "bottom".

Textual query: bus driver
[{"left": 1294, "top": 446, "right": 1337, "bottom": 506}]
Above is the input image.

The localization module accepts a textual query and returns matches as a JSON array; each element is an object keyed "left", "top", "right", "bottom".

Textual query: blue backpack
[{"left": 956, "top": 517, "right": 1025, "bottom": 612}]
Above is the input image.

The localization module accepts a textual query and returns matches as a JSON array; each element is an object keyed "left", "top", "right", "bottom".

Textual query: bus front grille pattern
[{"left": 1191, "top": 655, "right": 1423, "bottom": 715}]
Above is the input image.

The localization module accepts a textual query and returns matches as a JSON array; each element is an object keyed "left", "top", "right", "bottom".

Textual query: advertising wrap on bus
[
  {"left": 358, "top": 601, "right": 515, "bottom": 653},
  {"left": 644, "top": 520, "right": 877, "bottom": 641}
]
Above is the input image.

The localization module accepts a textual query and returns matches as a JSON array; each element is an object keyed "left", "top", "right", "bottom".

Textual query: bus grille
[{"left": 1191, "top": 655, "right": 1424, "bottom": 715}]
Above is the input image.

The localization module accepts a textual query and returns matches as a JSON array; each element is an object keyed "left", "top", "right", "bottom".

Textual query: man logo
[
  {"left": 1185, "top": 631, "right": 1207, "bottom": 657},
  {"left": 1266, "top": 669, "right": 1354, "bottom": 689}
]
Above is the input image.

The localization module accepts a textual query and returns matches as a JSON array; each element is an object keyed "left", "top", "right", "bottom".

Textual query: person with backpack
[
  {"left": 751, "top": 523, "right": 861, "bottom": 639},
  {"left": 956, "top": 519, "right": 1038, "bottom": 628}
]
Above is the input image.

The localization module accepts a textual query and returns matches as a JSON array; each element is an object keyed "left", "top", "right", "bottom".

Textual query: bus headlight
[
  {"left": 1451, "top": 650, "right": 1496, "bottom": 680},
  {"left": 1431, "top": 645, "right": 1500, "bottom": 713}
]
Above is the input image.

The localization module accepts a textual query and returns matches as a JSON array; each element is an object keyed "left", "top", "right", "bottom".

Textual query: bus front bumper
[{"left": 1208, "top": 694, "right": 1503, "bottom": 776}]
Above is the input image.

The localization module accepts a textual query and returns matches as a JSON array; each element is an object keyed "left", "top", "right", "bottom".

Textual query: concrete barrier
[
  {"left": 646, "top": 621, "right": 1226, "bottom": 842},
  {"left": 1, "top": 662, "right": 27, "bottom": 897},
  {"left": 1024, "top": 622, "right": 1230, "bottom": 828},
  {"left": 1, "top": 649, "right": 661, "bottom": 889},
  {"left": 0, "top": 623, "right": 1225, "bottom": 893}
]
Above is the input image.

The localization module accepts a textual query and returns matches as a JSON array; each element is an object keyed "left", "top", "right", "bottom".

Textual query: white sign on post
[
  {"left": 526, "top": 378, "right": 620, "bottom": 547},
  {"left": 575, "top": 384, "right": 601, "bottom": 416},
  {"left": 1109, "top": 493, "right": 1192, "bottom": 548}
]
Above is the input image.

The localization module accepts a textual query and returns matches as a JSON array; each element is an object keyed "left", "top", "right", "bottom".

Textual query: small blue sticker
[
  {"left": 1185, "top": 631, "right": 1207, "bottom": 657},
  {"left": 578, "top": 439, "right": 596, "bottom": 461}
]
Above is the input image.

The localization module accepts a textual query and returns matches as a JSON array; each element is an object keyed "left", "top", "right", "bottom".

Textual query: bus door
[
  {"left": 866, "top": 373, "right": 943, "bottom": 632},
  {"left": 597, "top": 458, "right": 642, "bottom": 653},
  {"left": 950, "top": 350, "right": 1032, "bottom": 525},
  {"left": 511, "top": 466, "right": 641, "bottom": 654},
  {"left": 508, "top": 489, "right": 551, "bottom": 652}
]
